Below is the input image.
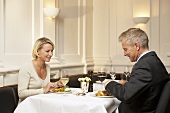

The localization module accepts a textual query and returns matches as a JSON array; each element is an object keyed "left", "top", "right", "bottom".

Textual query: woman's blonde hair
[{"left": 32, "top": 37, "right": 54, "bottom": 59}]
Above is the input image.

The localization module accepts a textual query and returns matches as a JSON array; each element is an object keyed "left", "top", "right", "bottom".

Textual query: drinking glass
[
  {"left": 110, "top": 67, "right": 116, "bottom": 80},
  {"left": 98, "top": 68, "right": 107, "bottom": 83},
  {"left": 60, "top": 70, "right": 69, "bottom": 89},
  {"left": 124, "top": 66, "right": 130, "bottom": 81}
]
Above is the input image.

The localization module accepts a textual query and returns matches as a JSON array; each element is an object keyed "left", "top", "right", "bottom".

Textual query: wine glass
[
  {"left": 110, "top": 67, "right": 116, "bottom": 80},
  {"left": 124, "top": 66, "right": 130, "bottom": 81},
  {"left": 51, "top": 72, "right": 60, "bottom": 82},
  {"left": 60, "top": 70, "right": 69, "bottom": 89},
  {"left": 98, "top": 68, "right": 107, "bottom": 84}
]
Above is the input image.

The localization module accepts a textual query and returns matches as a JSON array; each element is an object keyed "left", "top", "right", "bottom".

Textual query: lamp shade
[
  {"left": 43, "top": 8, "right": 60, "bottom": 18},
  {"left": 133, "top": 17, "right": 150, "bottom": 24}
]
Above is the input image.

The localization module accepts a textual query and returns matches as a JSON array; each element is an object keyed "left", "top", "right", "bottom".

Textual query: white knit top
[{"left": 18, "top": 61, "right": 50, "bottom": 102}]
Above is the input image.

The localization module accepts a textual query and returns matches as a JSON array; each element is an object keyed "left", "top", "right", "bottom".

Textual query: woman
[{"left": 18, "top": 37, "right": 63, "bottom": 102}]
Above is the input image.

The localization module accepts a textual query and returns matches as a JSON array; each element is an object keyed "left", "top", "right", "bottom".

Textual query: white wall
[
  {"left": 0, "top": 0, "right": 58, "bottom": 67},
  {"left": 93, "top": 0, "right": 170, "bottom": 72},
  {"left": 0, "top": 0, "right": 170, "bottom": 86},
  {"left": 159, "top": 0, "right": 170, "bottom": 65},
  {"left": 0, "top": 0, "right": 33, "bottom": 67}
]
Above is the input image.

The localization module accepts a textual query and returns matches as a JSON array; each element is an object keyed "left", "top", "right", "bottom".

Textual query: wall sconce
[
  {"left": 43, "top": 8, "right": 60, "bottom": 20},
  {"left": 133, "top": 17, "right": 150, "bottom": 24},
  {"left": 133, "top": 0, "right": 150, "bottom": 25}
]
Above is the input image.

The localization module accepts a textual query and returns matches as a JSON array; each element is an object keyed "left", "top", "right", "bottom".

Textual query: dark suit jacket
[{"left": 106, "top": 51, "right": 169, "bottom": 113}]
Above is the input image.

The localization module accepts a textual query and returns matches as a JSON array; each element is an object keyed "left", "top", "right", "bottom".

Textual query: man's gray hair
[{"left": 118, "top": 28, "right": 149, "bottom": 49}]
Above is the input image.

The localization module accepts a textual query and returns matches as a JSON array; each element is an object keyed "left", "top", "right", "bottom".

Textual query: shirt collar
[{"left": 136, "top": 50, "right": 151, "bottom": 62}]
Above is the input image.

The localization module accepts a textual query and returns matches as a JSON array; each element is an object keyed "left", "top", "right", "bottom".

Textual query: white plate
[
  {"left": 113, "top": 80, "right": 120, "bottom": 83},
  {"left": 51, "top": 91, "right": 72, "bottom": 94},
  {"left": 95, "top": 96, "right": 114, "bottom": 98},
  {"left": 50, "top": 88, "right": 72, "bottom": 94},
  {"left": 96, "top": 79, "right": 112, "bottom": 84},
  {"left": 86, "top": 92, "right": 114, "bottom": 98},
  {"left": 96, "top": 81, "right": 102, "bottom": 84}
]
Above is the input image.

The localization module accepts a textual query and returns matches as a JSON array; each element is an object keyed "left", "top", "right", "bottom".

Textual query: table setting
[
  {"left": 14, "top": 69, "right": 121, "bottom": 113},
  {"left": 14, "top": 86, "right": 120, "bottom": 113},
  {"left": 14, "top": 80, "right": 120, "bottom": 113}
]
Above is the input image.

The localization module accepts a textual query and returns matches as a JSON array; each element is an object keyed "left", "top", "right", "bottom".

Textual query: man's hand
[{"left": 119, "top": 80, "right": 128, "bottom": 85}]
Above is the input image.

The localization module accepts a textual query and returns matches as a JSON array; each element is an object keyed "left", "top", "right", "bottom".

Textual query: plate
[
  {"left": 96, "top": 79, "right": 110, "bottom": 84},
  {"left": 113, "top": 80, "right": 120, "bottom": 83},
  {"left": 50, "top": 88, "right": 72, "bottom": 94},
  {"left": 95, "top": 95, "right": 114, "bottom": 98},
  {"left": 96, "top": 81, "right": 102, "bottom": 84},
  {"left": 86, "top": 92, "right": 114, "bottom": 98},
  {"left": 50, "top": 89, "right": 72, "bottom": 94},
  {"left": 52, "top": 91, "right": 72, "bottom": 94}
]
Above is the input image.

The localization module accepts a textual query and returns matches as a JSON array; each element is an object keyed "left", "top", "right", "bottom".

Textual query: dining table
[{"left": 14, "top": 86, "right": 121, "bottom": 113}]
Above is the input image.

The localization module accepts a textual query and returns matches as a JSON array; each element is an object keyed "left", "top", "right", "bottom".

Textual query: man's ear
[{"left": 135, "top": 43, "right": 140, "bottom": 51}]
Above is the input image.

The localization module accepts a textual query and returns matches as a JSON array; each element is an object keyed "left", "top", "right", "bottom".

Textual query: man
[{"left": 105, "top": 28, "right": 169, "bottom": 113}]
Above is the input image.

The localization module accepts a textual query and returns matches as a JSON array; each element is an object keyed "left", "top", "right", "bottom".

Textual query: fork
[{"left": 76, "top": 92, "right": 86, "bottom": 96}]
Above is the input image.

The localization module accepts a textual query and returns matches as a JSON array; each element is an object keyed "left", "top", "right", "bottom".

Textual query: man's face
[{"left": 121, "top": 39, "right": 139, "bottom": 62}]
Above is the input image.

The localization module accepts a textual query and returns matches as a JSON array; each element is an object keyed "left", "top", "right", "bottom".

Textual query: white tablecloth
[{"left": 14, "top": 88, "right": 120, "bottom": 113}]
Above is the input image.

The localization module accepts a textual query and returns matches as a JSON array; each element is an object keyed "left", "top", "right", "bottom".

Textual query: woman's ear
[{"left": 37, "top": 50, "right": 40, "bottom": 57}]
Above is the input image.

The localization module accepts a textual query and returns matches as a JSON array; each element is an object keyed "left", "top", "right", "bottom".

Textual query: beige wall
[
  {"left": 0, "top": 0, "right": 170, "bottom": 86},
  {"left": 93, "top": 0, "right": 170, "bottom": 72}
]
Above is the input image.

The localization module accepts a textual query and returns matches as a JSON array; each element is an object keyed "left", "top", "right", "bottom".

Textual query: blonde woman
[{"left": 18, "top": 37, "right": 63, "bottom": 102}]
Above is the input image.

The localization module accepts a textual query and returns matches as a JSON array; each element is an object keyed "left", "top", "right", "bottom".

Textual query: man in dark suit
[{"left": 105, "top": 28, "right": 169, "bottom": 113}]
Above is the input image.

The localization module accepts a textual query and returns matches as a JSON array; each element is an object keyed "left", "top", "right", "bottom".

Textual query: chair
[
  {"left": 0, "top": 85, "right": 19, "bottom": 113},
  {"left": 155, "top": 80, "right": 170, "bottom": 113}
]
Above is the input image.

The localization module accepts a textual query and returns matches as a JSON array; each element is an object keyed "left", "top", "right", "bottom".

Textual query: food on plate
[
  {"left": 51, "top": 87, "right": 71, "bottom": 93},
  {"left": 64, "top": 88, "right": 71, "bottom": 92},
  {"left": 51, "top": 87, "right": 64, "bottom": 92},
  {"left": 95, "top": 90, "right": 112, "bottom": 96}
]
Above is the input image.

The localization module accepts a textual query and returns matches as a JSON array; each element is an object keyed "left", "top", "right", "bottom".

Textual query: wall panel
[
  {"left": 0, "top": 0, "right": 170, "bottom": 74},
  {"left": 57, "top": 0, "right": 82, "bottom": 64},
  {"left": 93, "top": 0, "right": 109, "bottom": 65},
  {"left": 0, "top": 0, "right": 33, "bottom": 67},
  {"left": 159, "top": 0, "right": 170, "bottom": 72},
  {"left": 5, "top": 0, "right": 32, "bottom": 54},
  {"left": 93, "top": 0, "right": 134, "bottom": 66},
  {"left": 160, "top": 0, "right": 170, "bottom": 58},
  {"left": 114, "top": 0, "right": 134, "bottom": 64}
]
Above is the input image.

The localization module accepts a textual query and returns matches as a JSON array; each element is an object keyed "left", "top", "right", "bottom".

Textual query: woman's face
[{"left": 37, "top": 43, "right": 53, "bottom": 62}]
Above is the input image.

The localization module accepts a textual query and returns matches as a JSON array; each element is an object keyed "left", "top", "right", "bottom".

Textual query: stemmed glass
[
  {"left": 98, "top": 68, "right": 107, "bottom": 84},
  {"left": 60, "top": 70, "right": 69, "bottom": 90},
  {"left": 124, "top": 66, "right": 130, "bottom": 81},
  {"left": 110, "top": 67, "right": 116, "bottom": 80}
]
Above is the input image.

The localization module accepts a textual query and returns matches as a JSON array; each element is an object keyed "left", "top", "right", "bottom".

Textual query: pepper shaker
[{"left": 88, "top": 70, "right": 93, "bottom": 92}]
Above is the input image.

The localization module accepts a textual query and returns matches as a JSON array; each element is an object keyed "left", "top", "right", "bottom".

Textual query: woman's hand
[
  {"left": 43, "top": 82, "right": 56, "bottom": 93},
  {"left": 55, "top": 81, "right": 64, "bottom": 87}
]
